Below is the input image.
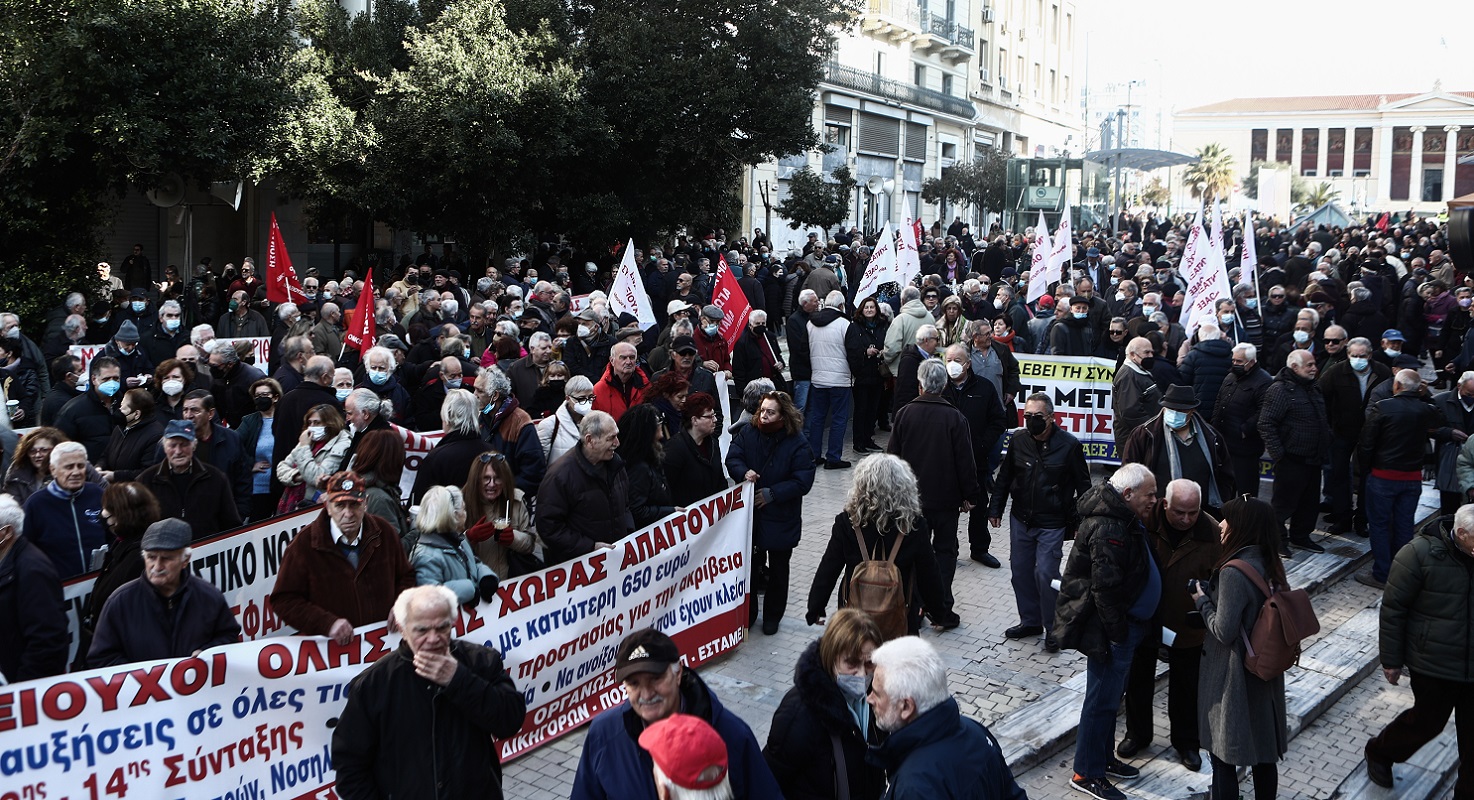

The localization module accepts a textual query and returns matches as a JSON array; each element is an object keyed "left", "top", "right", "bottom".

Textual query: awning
[{"left": 1084, "top": 148, "right": 1201, "bottom": 171}]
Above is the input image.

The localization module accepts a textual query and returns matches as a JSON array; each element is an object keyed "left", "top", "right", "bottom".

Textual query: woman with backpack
[
  {"left": 1190, "top": 495, "right": 1289, "bottom": 800},
  {"left": 805, "top": 453, "right": 961, "bottom": 636}
]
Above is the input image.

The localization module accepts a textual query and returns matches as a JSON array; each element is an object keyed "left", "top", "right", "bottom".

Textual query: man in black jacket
[
  {"left": 1054, "top": 463, "right": 1159, "bottom": 799},
  {"left": 0, "top": 495, "right": 67, "bottom": 682},
  {"left": 942, "top": 344, "right": 1008, "bottom": 568},
  {"left": 333, "top": 585, "right": 525, "bottom": 800},
  {"left": 1358, "top": 370, "right": 1450, "bottom": 588},
  {"left": 1212, "top": 342, "right": 1273, "bottom": 496},
  {"left": 1258, "top": 350, "right": 1333, "bottom": 556},
  {"left": 1319, "top": 337, "right": 1391, "bottom": 535},
  {"left": 785, "top": 290, "right": 819, "bottom": 410},
  {"left": 990, "top": 392, "right": 1090, "bottom": 652}
]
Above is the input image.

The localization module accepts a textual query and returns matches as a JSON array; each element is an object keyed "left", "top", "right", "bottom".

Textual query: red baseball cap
[{"left": 637, "top": 714, "right": 728, "bottom": 790}]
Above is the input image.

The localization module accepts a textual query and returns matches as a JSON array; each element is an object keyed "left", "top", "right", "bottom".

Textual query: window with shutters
[
  {"left": 824, "top": 105, "right": 852, "bottom": 126},
  {"left": 857, "top": 113, "right": 901, "bottom": 157},
  {"left": 905, "top": 122, "right": 928, "bottom": 161}
]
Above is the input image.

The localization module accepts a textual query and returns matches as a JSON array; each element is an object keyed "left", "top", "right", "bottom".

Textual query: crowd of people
[{"left": 0, "top": 209, "right": 1469, "bottom": 799}]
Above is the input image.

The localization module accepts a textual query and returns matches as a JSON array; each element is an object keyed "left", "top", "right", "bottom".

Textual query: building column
[
  {"left": 1410, "top": 125, "right": 1426, "bottom": 204},
  {"left": 1318, "top": 127, "right": 1330, "bottom": 177},
  {"left": 1376, "top": 125, "right": 1394, "bottom": 205},
  {"left": 1290, "top": 128, "right": 1303, "bottom": 176},
  {"left": 1444, "top": 125, "right": 1462, "bottom": 201}
]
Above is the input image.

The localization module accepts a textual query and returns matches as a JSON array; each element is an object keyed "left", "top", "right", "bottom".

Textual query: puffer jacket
[
  {"left": 1358, "top": 391, "right": 1445, "bottom": 474},
  {"left": 1179, "top": 338, "right": 1234, "bottom": 413},
  {"left": 1257, "top": 367, "right": 1331, "bottom": 463},
  {"left": 882, "top": 300, "right": 931, "bottom": 372},
  {"left": 537, "top": 447, "right": 634, "bottom": 564},
  {"left": 1381, "top": 514, "right": 1474, "bottom": 682},
  {"left": 1054, "top": 482, "right": 1152, "bottom": 658},
  {"left": 410, "top": 530, "right": 496, "bottom": 606},
  {"left": 763, "top": 640, "right": 886, "bottom": 800},
  {"left": 726, "top": 424, "right": 815, "bottom": 550},
  {"left": 807, "top": 307, "right": 853, "bottom": 389},
  {"left": 1211, "top": 366, "right": 1272, "bottom": 457},
  {"left": 989, "top": 425, "right": 1091, "bottom": 530}
]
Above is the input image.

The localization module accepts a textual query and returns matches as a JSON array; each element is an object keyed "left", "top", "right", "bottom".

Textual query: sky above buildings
[{"left": 1080, "top": 0, "right": 1474, "bottom": 108}]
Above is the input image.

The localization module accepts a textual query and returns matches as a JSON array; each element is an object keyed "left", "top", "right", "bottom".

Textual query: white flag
[
  {"left": 608, "top": 238, "right": 656, "bottom": 329},
  {"left": 1025, "top": 211, "right": 1053, "bottom": 303},
  {"left": 1047, "top": 204, "right": 1073, "bottom": 289},
  {"left": 1180, "top": 203, "right": 1232, "bottom": 335},
  {"left": 853, "top": 222, "right": 898, "bottom": 302},
  {"left": 897, "top": 218, "right": 923, "bottom": 288},
  {"left": 1240, "top": 212, "right": 1258, "bottom": 287}
]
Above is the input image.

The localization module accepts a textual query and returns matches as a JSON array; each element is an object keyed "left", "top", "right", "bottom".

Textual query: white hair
[
  {"left": 190, "top": 324, "right": 215, "bottom": 348},
  {"left": 528, "top": 331, "right": 552, "bottom": 348},
  {"left": 1196, "top": 321, "right": 1221, "bottom": 341},
  {"left": 276, "top": 302, "right": 300, "bottom": 321},
  {"left": 365, "top": 346, "right": 394, "bottom": 370},
  {"left": 391, "top": 585, "right": 459, "bottom": 630},
  {"left": 440, "top": 389, "right": 481, "bottom": 436},
  {"left": 1231, "top": 342, "right": 1257, "bottom": 362},
  {"left": 1455, "top": 504, "right": 1474, "bottom": 538},
  {"left": 797, "top": 289, "right": 818, "bottom": 305},
  {"left": 347, "top": 387, "right": 389, "bottom": 419},
  {"left": 416, "top": 485, "right": 466, "bottom": 535},
  {"left": 1108, "top": 462, "right": 1154, "bottom": 493},
  {"left": 915, "top": 324, "right": 939, "bottom": 345},
  {"left": 0, "top": 494, "right": 23, "bottom": 535},
  {"left": 50, "top": 441, "right": 88, "bottom": 471},
  {"left": 824, "top": 290, "right": 845, "bottom": 310},
  {"left": 1163, "top": 478, "right": 1201, "bottom": 508},
  {"left": 1394, "top": 369, "right": 1421, "bottom": 392},
  {"left": 652, "top": 765, "right": 734, "bottom": 800},
  {"left": 918, "top": 359, "right": 948, "bottom": 395},
  {"left": 870, "top": 636, "right": 950, "bottom": 717}
]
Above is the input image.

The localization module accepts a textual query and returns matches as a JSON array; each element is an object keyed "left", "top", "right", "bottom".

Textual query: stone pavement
[{"left": 503, "top": 429, "right": 1448, "bottom": 800}]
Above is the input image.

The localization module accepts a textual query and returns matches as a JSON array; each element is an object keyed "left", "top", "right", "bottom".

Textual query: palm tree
[
  {"left": 1182, "top": 143, "right": 1236, "bottom": 206},
  {"left": 1304, "top": 181, "right": 1341, "bottom": 208}
]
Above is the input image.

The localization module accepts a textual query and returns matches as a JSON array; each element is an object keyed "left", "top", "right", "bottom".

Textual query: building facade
[
  {"left": 1173, "top": 89, "right": 1474, "bottom": 216},
  {"left": 743, "top": 0, "right": 1081, "bottom": 252}
]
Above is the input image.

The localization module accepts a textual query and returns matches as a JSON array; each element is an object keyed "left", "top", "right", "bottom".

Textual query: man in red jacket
[
  {"left": 593, "top": 342, "right": 648, "bottom": 422},
  {"left": 270, "top": 471, "right": 415, "bottom": 643}
]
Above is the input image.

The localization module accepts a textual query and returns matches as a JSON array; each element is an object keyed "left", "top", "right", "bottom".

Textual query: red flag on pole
[
  {"left": 913, "top": 219, "right": 924, "bottom": 246},
  {"left": 343, "top": 267, "right": 375, "bottom": 358},
  {"left": 1375, "top": 212, "right": 1390, "bottom": 232},
  {"left": 713, "top": 255, "right": 753, "bottom": 351},
  {"left": 267, "top": 212, "right": 308, "bottom": 305}
]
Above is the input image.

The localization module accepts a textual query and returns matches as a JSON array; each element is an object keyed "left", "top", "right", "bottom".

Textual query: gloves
[
  {"left": 466, "top": 518, "right": 499, "bottom": 543},
  {"left": 478, "top": 574, "right": 500, "bottom": 602}
]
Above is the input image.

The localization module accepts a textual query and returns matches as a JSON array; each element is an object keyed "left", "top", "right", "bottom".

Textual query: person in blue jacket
[
  {"left": 571, "top": 628, "right": 782, "bottom": 800},
  {"left": 868, "top": 636, "right": 1026, "bottom": 800}
]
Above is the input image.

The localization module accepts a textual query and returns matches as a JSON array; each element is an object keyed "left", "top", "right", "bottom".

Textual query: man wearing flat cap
[
  {"left": 87, "top": 518, "right": 240, "bottom": 667},
  {"left": 270, "top": 471, "right": 415, "bottom": 644},
  {"left": 137, "top": 419, "right": 242, "bottom": 538},
  {"left": 571, "top": 627, "right": 780, "bottom": 800}
]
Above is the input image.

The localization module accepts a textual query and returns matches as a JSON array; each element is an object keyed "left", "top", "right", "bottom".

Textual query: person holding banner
[{"left": 332, "top": 585, "right": 526, "bottom": 800}]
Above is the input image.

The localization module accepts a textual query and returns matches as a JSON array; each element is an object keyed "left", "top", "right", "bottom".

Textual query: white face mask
[
  {"left": 572, "top": 400, "right": 594, "bottom": 416},
  {"left": 577, "top": 324, "right": 592, "bottom": 338},
  {"left": 308, "top": 425, "right": 326, "bottom": 441},
  {"left": 945, "top": 361, "right": 965, "bottom": 379},
  {"left": 992, "top": 298, "right": 1005, "bottom": 309},
  {"left": 161, "top": 379, "right": 185, "bottom": 397}
]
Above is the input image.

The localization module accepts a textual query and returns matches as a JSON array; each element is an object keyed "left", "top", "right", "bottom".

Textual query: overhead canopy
[
  {"left": 1083, "top": 148, "right": 1201, "bottom": 171},
  {"left": 1450, "top": 193, "right": 1474, "bottom": 210},
  {"left": 1290, "top": 201, "right": 1352, "bottom": 230}
]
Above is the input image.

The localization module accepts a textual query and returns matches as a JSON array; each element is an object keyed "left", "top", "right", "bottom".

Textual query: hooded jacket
[
  {"left": 1381, "top": 514, "right": 1474, "bottom": 682},
  {"left": 807, "top": 307, "right": 854, "bottom": 389},
  {"left": 1054, "top": 482, "right": 1152, "bottom": 658},
  {"left": 571, "top": 669, "right": 781, "bottom": 800}
]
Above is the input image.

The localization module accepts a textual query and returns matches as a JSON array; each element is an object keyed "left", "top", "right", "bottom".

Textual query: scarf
[
  {"left": 1163, "top": 416, "right": 1222, "bottom": 507},
  {"left": 993, "top": 330, "right": 1016, "bottom": 352}
]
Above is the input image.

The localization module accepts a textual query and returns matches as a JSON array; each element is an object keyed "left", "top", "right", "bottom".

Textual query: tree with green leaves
[
  {"left": 1182, "top": 143, "right": 1236, "bottom": 206},
  {"left": 776, "top": 166, "right": 856, "bottom": 240},
  {"left": 1141, "top": 176, "right": 1170, "bottom": 208},
  {"left": 920, "top": 149, "right": 1009, "bottom": 221}
]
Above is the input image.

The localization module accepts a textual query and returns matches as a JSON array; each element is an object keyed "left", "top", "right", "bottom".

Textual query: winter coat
[
  {"left": 883, "top": 300, "right": 931, "bottom": 373},
  {"left": 0, "top": 358, "right": 41, "bottom": 426},
  {"left": 625, "top": 458, "right": 677, "bottom": 528},
  {"left": 21, "top": 482, "right": 107, "bottom": 580},
  {"left": 537, "top": 447, "right": 634, "bottom": 564},
  {"left": 74, "top": 533, "right": 144, "bottom": 667},
  {"left": 849, "top": 318, "right": 889, "bottom": 386},
  {"left": 271, "top": 380, "right": 341, "bottom": 467},
  {"left": 535, "top": 403, "right": 583, "bottom": 466},
  {"left": 1121, "top": 413, "right": 1235, "bottom": 506},
  {"left": 591, "top": 363, "right": 648, "bottom": 422},
  {"left": 1340, "top": 299, "right": 1390, "bottom": 343},
  {"left": 807, "top": 308, "right": 853, "bottom": 389},
  {"left": 332, "top": 640, "right": 525, "bottom": 800},
  {"left": 1359, "top": 392, "right": 1444, "bottom": 475},
  {"left": 99, "top": 417, "right": 164, "bottom": 483},
  {"left": 662, "top": 430, "right": 728, "bottom": 507},
  {"left": 1211, "top": 367, "right": 1272, "bottom": 458},
  {"left": 87, "top": 574, "right": 240, "bottom": 667},
  {"left": 409, "top": 430, "right": 493, "bottom": 505},
  {"left": 807, "top": 513, "right": 959, "bottom": 631},
  {"left": 1195, "top": 548, "right": 1288, "bottom": 765},
  {"left": 137, "top": 458, "right": 243, "bottom": 539},
  {"left": 1318, "top": 359, "right": 1391, "bottom": 441},
  {"left": 1432, "top": 390, "right": 1474, "bottom": 493},
  {"left": 277, "top": 429, "right": 353, "bottom": 498},
  {"left": 1257, "top": 368, "right": 1331, "bottom": 463},
  {"left": 0, "top": 536, "right": 68, "bottom": 682},
  {"left": 940, "top": 372, "right": 1008, "bottom": 473},
  {"left": 1049, "top": 315, "right": 1098, "bottom": 356},
  {"left": 211, "top": 360, "right": 267, "bottom": 428},
  {"left": 887, "top": 394, "right": 982, "bottom": 512},
  {"left": 410, "top": 530, "right": 496, "bottom": 605},
  {"left": 54, "top": 389, "right": 117, "bottom": 461},
  {"left": 1381, "top": 514, "right": 1474, "bottom": 682},
  {"left": 480, "top": 399, "right": 547, "bottom": 497},
  {"left": 732, "top": 326, "right": 788, "bottom": 394},
  {"left": 725, "top": 423, "right": 815, "bottom": 550},
  {"left": 1054, "top": 483, "right": 1152, "bottom": 659},
  {"left": 269, "top": 510, "right": 415, "bottom": 634},
  {"left": 1145, "top": 503, "right": 1222, "bottom": 650},
  {"left": 571, "top": 669, "right": 781, "bottom": 800},
  {"left": 989, "top": 425, "right": 1091, "bottom": 529},
  {"left": 764, "top": 640, "right": 886, "bottom": 800},
  {"left": 160, "top": 424, "right": 252, "bottom": 521},
  {"left": 786, "top": 309, "right": 814, "bottom": 382},
  {"left": 362, "top": 476, "right": 410, "bottom": 544},
  {"left": 467, "top": 488, "right": 537, "bottom": 579},
  {"left": 1112, "top": 363, "right": 1161, "bottom": 452},
  {"left": 869, "top": 697, "right": 1026, "bottom": 800},
  {"left": 1179, "top": 338, "right": 1234, "bottom": 413},
  {"left": 3, "top": 462, "right": 107, "bottom": 506}
]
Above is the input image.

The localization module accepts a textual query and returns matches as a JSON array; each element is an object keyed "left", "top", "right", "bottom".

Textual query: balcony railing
[
  {"left": 863, "top": 0, "right": 921, "bottom": 29},
  {"left": 824, "top": 62, "right": 976, "bottom": 119},
  {"left": 953, "top": 25, "right": 974, "bottom": 48}
]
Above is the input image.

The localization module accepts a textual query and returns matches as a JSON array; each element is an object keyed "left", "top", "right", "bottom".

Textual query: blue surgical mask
[
  {"left": 1245, "top": 298, "right": 1258, "bottom": 310},
  {"left": 1142, "top": 305, "right": 1157, "bottom": 316},
  {"left": 335, "top": 388, "right": 351, "bottom": 402},
  {"left": 1292, "top": 330, "right": 1310, "bottom": 344},
  {"left": 1163, "top": 408, "right": 1188, "bottom": 429},
  {"left": 97, "top": 379, "right": 121, "bottom": 397},
  {"left": 1384, "top": 348, "right": 1401, "bottom": 359},
  {"left": 704, "top": 324, "right": 720, "bottom": 337},
  {"left": 1072, "top": 311, "right": 1088, "bottom": 320},
  {"left": 483, "top": 401, "right": 495, "bottom": 415},
  {"left": 462, "top": 348, "right": 471, "bottom": 360},
  {"left": 1219, "top": 313, "right": 1235, "bottom": 326},
  {"left": 368, "top": 369, "right": 390, "bottom": 385},
  {"left": 445, "top": 378, "right": 462, "bottom": 390},
  {"left": 1349, "top": 356, "right": 1369, "bottom": 371},
  {"left": 130, "top": 301, "right": 146, "bottom": 313},
  {"left": 164, "top": 318, "right": 180, "bottom": 332}
]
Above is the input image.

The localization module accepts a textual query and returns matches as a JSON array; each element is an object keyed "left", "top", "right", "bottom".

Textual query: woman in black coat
[
  {"left": 849, "top": 297, "right": 889, "bottom": 453},
  {"left": 99, "top": 388, "right": 164, "bottom": 483},
  {"left": 662, "top": 392, "right": 727, "bottom": 506},
  {"left": 619, "top": 404, "right": 678, "bottom": 528},
  {"left": 764, "top": 609, "right": 887, "bottom": 800},
  {"left": 807, "top": 453, "right": 961, "bottom": 632},
  {"left": 73, "top": 482, "right": 159, "bottom": 669}
]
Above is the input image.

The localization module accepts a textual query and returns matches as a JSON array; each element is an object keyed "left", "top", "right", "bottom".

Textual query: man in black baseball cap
[{"left": 572, "top": 627, "right": 781, "bottom": 798}]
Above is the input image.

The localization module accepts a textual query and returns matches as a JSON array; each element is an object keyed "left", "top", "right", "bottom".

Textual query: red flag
[
  {"left": 266, "top": 212, "right": 308, "bottom": 305},
  {"left": 343, "top": 266, "right": 375, "bottom": 358},
  {"left": 913, "top": 218, "right": 924, "bottom": 245},
  {"left": 1375, "top": 212, "right": 1390, "bottom": 232},
  {"left": 713, "top": 255, "right": 753, "bottom": 351}
]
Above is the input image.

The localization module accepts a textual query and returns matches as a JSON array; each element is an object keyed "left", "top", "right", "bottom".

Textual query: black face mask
[
  {"left": 1024, "top": 415, "right": 1048, "bottom": 436},
  {"left": 1230, "top": 364, "right": 1248, "bottom": 378},
  {"left": 253, "top": 396, "right": 274, "bottom": 412},
  {"left": 751, "top": 325, "right": 766, "bottom": 336},
  {"left": 1140, "top": 356, "right": 1157, "bottom": 370}
]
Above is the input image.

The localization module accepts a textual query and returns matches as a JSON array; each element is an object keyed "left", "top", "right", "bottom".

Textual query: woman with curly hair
[
  {"left": 806, "top": 453, "right": 960, "bottom": 635},
  {"left": 727, "top": 390, "right": 816, "bottom": 635}
]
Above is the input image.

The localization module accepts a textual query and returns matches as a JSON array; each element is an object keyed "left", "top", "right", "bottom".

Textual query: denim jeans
[
  {"left": 792, "top": 380, "right": 811, "bottom": 412},
  {"left": 1365, "top": 475, "right": 1420, "bottom": 582},
  {"left": 804, "top": 386, "right": 852, "bottom": 462},
  {"left": 1074, "top": 620, "right": 1147, "bottom": 778}
]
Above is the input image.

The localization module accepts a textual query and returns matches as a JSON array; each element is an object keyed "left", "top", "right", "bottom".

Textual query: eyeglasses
[
  {"left": 1022, "top": 412, "right": 1049, "bottom": 420},
  {"left": 696, "top": 413, "right": 718, "bottom": 421},
  {"left": 477, "top": 452, "right": 508, "bottom": 465},
  {"left": 1323, "top": 337, "right": 1344, "bottom": 344},
  {"left": 567, "top": 394, "right": 594, "bottom": 403}
]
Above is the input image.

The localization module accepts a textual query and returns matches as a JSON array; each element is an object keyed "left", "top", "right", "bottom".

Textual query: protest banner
[
  {"left": 267, "top": 211, "right": 308, "bottom": 305},
  {"left": 1025, "top": 211, "right": 1053, "bottom": 303},
  {"left": 609, "top": 238, "right": 656, "bottom": 330},
  {"left": 1012, "top": 353, "right": 1120, "bottom": 463},
  {"left": 71, "top": 337, "right": 271, "bottom": 378},
  {"left": 712, "top": 255, "right": 753, "bottom": 351},
  {"left": 395, "top": 424, "right": 446, "bottom": 501},
  {"left": 897, "top": 217, "right": 922, "bottom": 287},
  {"left": 6, "top": 483, "right": 754, "bottom": 797}
]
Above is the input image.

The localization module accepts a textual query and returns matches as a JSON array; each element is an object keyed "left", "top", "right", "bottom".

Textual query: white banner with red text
[
  {"left": 70, "top": 337, "right": 271, "bottom": 378},
  {"left": 9, "top": 483, "right": 753, "bottom": 798}
]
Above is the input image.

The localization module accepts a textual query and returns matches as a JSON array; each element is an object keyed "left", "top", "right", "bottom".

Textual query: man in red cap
[{"left": 638, "top": 714, "right": 733, "bottom": 800}]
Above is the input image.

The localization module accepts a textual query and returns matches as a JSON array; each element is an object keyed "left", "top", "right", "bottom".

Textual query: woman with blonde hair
[
  {"left": 409, "top": 485, "right": 498, "bottom": 606},
  {"left": 806, "top": 453, "right": 960, "bottom": 634}
]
